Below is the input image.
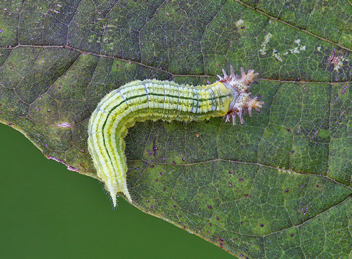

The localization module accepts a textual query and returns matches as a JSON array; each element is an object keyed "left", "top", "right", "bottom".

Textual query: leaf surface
[{"left": 1, "top": 1, "right": 352, "bottom": 258}]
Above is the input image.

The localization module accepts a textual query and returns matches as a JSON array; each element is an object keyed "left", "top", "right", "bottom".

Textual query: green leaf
[{"left": 1, "top": 1, "right": 352, "bottom": 258}]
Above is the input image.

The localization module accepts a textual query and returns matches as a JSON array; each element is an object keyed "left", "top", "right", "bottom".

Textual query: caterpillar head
[
  {"left": 218, "top": 66, "right": 264, "bottom": 125},
  {"left": 217, "top": 65, "right": 259, "bottom": 91}
]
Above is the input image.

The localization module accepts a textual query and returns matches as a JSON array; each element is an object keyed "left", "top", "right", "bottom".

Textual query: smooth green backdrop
[{"left": 0, "top": 123, "right": 233, "bottom": 259}]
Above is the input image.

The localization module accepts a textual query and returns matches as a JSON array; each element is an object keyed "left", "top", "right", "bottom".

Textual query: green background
[{"left": 0, "top": 123, "right": 233, "bottom": 259}]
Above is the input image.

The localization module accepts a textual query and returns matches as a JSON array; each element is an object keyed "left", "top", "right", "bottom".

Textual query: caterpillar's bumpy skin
[{"left": 88, "top": 66, "right": 263, "bottom": 206}]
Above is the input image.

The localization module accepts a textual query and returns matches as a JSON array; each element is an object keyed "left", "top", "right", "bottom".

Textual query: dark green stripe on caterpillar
[{"left": 88, "top": 66, "right": 263, "bottom": 206}]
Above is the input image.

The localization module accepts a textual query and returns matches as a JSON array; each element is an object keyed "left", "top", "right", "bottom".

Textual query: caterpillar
[{"left": 88, "top": 66, "right": 263, "bottom": 206}]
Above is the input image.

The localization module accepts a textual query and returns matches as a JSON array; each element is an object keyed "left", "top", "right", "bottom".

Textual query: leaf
[{"left": 1, "top": 1, "right": 352, "bottom": 258}]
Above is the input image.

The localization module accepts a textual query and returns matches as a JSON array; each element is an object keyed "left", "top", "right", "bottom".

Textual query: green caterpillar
[{"left": 88, "top": 66, "right": 263, "bottom": 206}]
